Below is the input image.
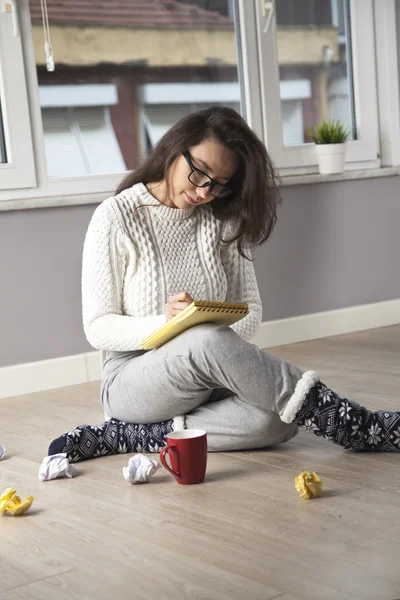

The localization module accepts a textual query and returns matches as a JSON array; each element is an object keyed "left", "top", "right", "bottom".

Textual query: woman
[{"left": 49, "top": 106, "right": 400, "bottom": 462}]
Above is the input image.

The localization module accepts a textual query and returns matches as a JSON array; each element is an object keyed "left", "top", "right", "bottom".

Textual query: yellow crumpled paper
[
  {"left": 295, "top": 471, "right": 322, "bottom": 499},
  {"left": 0, "top": 487, "right": 34, "bottom": 516}
]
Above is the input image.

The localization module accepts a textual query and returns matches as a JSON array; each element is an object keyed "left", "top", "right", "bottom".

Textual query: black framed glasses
[{"left": 182, "top": 150, "right": 233, "bottom": 199}]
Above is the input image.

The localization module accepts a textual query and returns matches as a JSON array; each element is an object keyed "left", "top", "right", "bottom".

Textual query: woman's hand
[{"left": 165, "top": 292, "right": 194, "bottom": 321}]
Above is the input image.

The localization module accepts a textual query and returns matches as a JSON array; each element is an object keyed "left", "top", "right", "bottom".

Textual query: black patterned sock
[
  {"left": 294, "top": 381, "right": 400, "bottom": 451},
  {"left": 48, "top": 418, "right": 174, "bottom": 463}
]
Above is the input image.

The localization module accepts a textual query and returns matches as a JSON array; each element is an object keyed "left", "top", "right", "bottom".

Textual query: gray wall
[
  {"left": 0, "top": 204, "right": 94, "bottom": 367},
  {"left": 255, "top": 176, "right": 400, "bottom": 320},
  {"left": 1, "top": 175, "right": 399, "bottom": 367}
]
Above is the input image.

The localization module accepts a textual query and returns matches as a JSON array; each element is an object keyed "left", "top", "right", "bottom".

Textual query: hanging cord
[{"left": 40, "top": 0, "right": 55, "bottom": 71}]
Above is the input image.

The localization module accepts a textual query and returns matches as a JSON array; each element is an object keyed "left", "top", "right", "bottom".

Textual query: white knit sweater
[{"left": 82, "top": 182, "right": 262, "bottom": 351}]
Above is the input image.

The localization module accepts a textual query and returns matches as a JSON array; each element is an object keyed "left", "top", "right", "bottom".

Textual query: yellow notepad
[{"left": 141, "top": 300, "right": 249, "bottom": 350}]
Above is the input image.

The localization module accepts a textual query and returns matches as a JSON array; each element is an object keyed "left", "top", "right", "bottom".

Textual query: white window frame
[
  {"left": 257, "top": 0, "right": 379, "bottom": 172},
  {"left": 0, "top": 0, "right": 124, "bottom": 204},
  {"left": 373, "top": 0, "right": 400, "bottom": 167},
  {"left": 0, "top": 0, "right": 399, "bottom": 207},
  {"left": 0, "top": 1, "right": 36, "bottom": 189},
  {"left": 239, "top": 0, "right": 400, "bottom": 176}
]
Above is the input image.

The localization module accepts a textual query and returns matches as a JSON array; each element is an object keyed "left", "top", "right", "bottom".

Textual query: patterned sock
[
  {"left": 48, "top": 418, "right": 174, "bottom": 463},
  {"left": 294, "top": 381, "right": 400, "bottom": 451}
]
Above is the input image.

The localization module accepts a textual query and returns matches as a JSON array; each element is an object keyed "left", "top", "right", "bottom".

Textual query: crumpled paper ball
[
  {"left": 0, "top": 444, "right": 6, "bottom": 460},
  {"left": 0, "top": 487, "right": 34, "bottom": 516},
  {"left": 295, "top": 471, "right": 322, "bottom": 499},
  {"left": 38, "top": 453, "right": 78, "bottom": 481},
  {"left": 122, "top": 454, "right": 160, "bottom": 484}
]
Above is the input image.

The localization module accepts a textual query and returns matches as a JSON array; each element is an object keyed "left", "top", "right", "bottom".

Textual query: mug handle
[{"left": 160, "top": 445, "right": 181, "bottom": 478}]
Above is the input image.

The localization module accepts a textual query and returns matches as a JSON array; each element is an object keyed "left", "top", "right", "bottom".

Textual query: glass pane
[
  {"left": 0, "top": 96, "right": 7, "bottom": 163},
  {"left": 276, "top": 0, "right": 355, "bottom": 147},
  {"left": 29, "top": 0, "right": 242, "bottom": 178}
]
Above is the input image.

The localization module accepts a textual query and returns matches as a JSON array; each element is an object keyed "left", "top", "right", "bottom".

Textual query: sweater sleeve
[
  {"left": 220, "top": 235, "right": 262, "bottom": 341},
  {"left": 82, "top": 198, "right": 166, "bottom": 351}
]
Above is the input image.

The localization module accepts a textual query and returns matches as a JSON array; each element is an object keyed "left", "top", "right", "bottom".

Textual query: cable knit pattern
[
  {"left": 219, "top": 222, "right": 262, "bottom": 340},
  {"left": 82, "top": 183, "right": 262, "bottom": 351},
  {"left": 152, "top": 215, "right": 207, "bottom": 300}
]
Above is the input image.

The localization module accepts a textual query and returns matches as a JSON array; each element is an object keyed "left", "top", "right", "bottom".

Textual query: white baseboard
[
  {"left": 0, "top": 352, "right": 101, "bottom": 400},
  {"left": 251, "top": 298, "right": 400, "bottom": 349},
  {"left": 1, "top": 298, "right": 399, "bottom": 398}
]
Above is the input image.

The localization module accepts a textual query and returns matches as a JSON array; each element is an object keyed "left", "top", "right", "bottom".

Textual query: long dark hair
[{"left": 116, "top": 106, "right": 281, "bottom": 258}]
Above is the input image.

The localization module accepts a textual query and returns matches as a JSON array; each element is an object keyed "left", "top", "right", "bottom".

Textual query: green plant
[{"left": 306, "top": 120, "right": 350, "bottom": 144}]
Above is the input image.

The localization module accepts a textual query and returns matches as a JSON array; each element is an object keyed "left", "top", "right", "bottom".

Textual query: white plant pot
[{"left": 315, "top": 143, "right": 346, "bottom": 174}]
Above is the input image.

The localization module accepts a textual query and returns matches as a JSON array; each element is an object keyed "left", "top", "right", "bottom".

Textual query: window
[
  {"left": 0, "top": 3, "right": 36, "bottom": 189},
  {"left": 277, "top": 0, "right": 356, "bottom": 148},
  {"left": 40, "top": 85, "right": 126, "bottom": 177},
  {"left": 239, "top": 0, "right": 386, "bottom": 175},
  {"left": 276, "top": 0, "right": 333, "bottom": 26},
  {"left": 0, "top": 0, "right": 399, "bottom": 203},
  {"left": 28, "top": 0, "right": 243, "bottom": 180},
  {"left": 139, "top": 83, "right": 240, "bottom": 154}
]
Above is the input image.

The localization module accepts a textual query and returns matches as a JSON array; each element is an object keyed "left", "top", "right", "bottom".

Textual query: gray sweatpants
[{"left": 101, "top": 324, "right": 304, "bottom": 452}]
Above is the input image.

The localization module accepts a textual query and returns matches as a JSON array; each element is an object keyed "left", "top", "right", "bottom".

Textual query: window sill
[
  {"left": 1, "top": 167, "right": 399, "bottom": 212},
  {"left": 281, "top": 166, "right": 400, "bottom": 186},
  {"left": 0, "top": 191, "right": 113, "bottom": 212}
]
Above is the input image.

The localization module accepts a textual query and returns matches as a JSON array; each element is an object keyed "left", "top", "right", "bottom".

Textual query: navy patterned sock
[
  {"left": 295, "top": 381, "right": 400, "bottom": 451},
  {"left": 48, "top": 418, "right": 174, "bottom": 463}
]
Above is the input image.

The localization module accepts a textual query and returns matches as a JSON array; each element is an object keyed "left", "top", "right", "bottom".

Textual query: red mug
[{"left": 160, "top": 429, "right": 207, "bottom": 485}]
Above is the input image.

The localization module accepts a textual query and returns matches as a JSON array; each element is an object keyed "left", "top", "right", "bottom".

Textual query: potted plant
[{"left": 307, "top": 120, "right": 350, "bottom": 174}]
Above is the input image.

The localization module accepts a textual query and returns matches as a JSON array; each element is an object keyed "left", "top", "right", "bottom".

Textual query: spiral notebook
[{"left": 141, "top": 300, "right": 249, "bottom": 350}]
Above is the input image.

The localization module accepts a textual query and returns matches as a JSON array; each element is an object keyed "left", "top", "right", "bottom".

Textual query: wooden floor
[{"left": 1, "top": 325, "right": 400, "bottom": 600}]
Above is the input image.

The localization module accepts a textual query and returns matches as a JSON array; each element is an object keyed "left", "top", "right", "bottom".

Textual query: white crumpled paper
[
  {"left": 38, "top": 453, "right": 78, "bottom": 481},
  {"left": 0, "top": 444, "right": 6, "bottom": 460},
  {"left": 122, "top": 454, "right": 160, "bottom": 484}
]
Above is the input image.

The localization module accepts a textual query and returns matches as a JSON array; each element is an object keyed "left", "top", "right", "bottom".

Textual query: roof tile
[{"left": 28, "top": 0, "right": 234, "bottom": 29}]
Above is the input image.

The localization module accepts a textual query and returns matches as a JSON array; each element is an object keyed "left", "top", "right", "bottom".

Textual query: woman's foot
[
  {"left": 48, "top": 418, "right": 174, "bottom": 462},
  {"left": 295, "top": 381, "right": 400, "bottom": 451}
]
